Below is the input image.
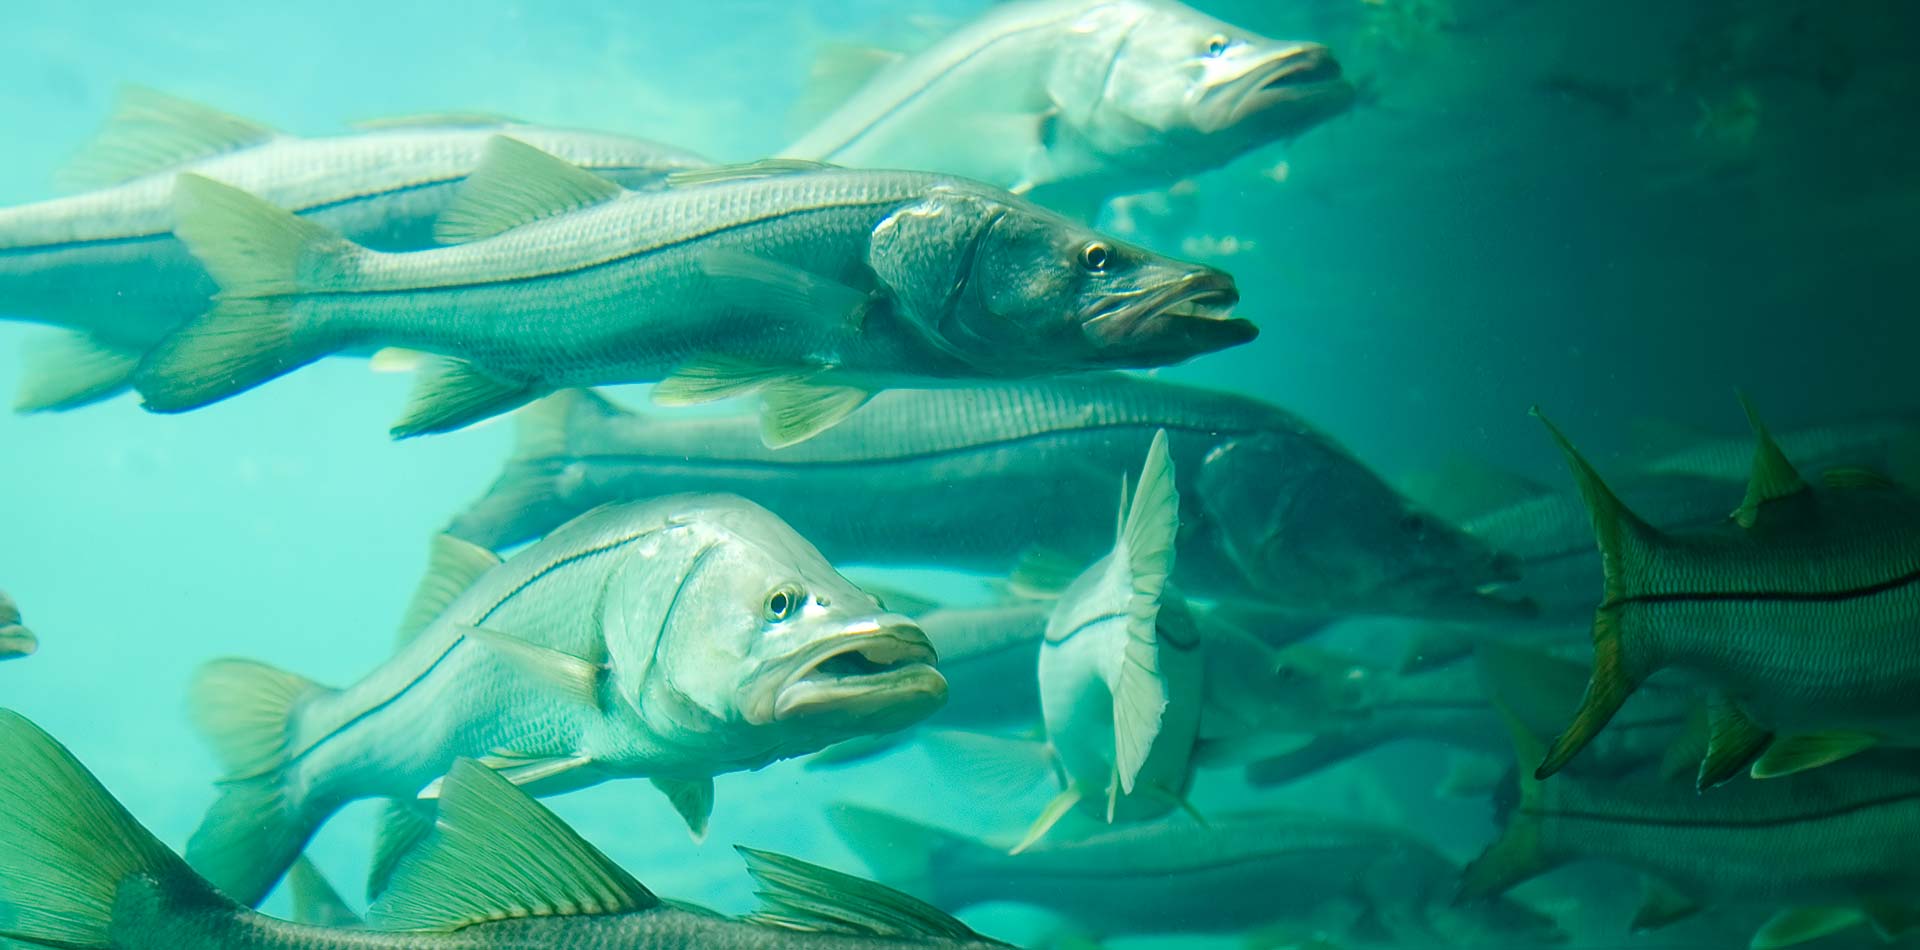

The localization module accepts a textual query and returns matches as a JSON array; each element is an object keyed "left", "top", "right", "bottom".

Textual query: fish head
[
  {"left": 1050, "top": 2, "right": 1354, "bottom": 172},
  {"left": 1196, "top": 434, "right": 1531, "bottom": 620},
  {"left": 872, "top": 190, "right": 1254, "bottom": 374},
  {"left": 604, "top": 498, "right": 946, "bottom": 753}
]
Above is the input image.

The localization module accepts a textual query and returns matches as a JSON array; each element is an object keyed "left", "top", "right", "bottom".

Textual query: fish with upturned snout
[{"left": 183, "top": 497, "right": 947, "bottom": 907}]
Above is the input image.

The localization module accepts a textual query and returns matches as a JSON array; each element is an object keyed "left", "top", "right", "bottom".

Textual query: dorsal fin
[
  {"left": 395, "top": 535, "right": 502, "bottom": 646},
  {"left": 367, "top": 759, "right": 656, "bottom": 932},
  {"left": 735, "top": 846, "right": 999, "bottom": 943},
  {"left": 58, "top": 87, "right": 278, "bottom": 191},
  {"left": 352, "top": 111, "right": 523, "bottom": 131},
  {"left": 433, "top": 136, "right": 622, "bottom": 244},
  {"left": 1735, "top": 393, "right": 1808, "bottom": 528},
  {"left": 664, "top": 158, "right": 833, "bottom": 188}
]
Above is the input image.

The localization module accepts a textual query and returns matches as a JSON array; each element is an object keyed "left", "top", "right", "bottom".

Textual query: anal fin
[
  {"left": 760, "top": 380, "right": 872, "bottom": 448},
  {"left": 391, "top": 358, "right": 542, "bottom": 439},
  {"left": 15, "top": 331, "right": 143, "bottom": 412},
  {"left": 1696, "top": 696, "right": 1771, "bottom": 789}
]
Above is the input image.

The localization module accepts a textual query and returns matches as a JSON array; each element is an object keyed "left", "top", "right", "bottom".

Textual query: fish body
[
  {"left": 1637, "top": 414, "right": 1920, "bottom": 486},
  {"left": 915, "top": 602, "right": 1050, "bottom": 728},
  {"left": 0, "top": 93, "right": 704, "bottom": 410},
  {"left": 0, "top": 711, "right": 1014, "bottom": 950},
  {"left": 1534, "top": 405, "right": 1920, "bottom": 785},
  {"left": 450, "top": 380, "right": 1522, "bottom": 622},
  {"left": 136, "top": 140, "right": 1250, "bottom": 442},
  {"left": 184, "top": 498, "right": 945, "bottom": 906},
  {"left": 0, "top": 590, "right": 35, "bottom": 659},
  {"left": 834, "top": 805, "right": 1561, "bottom": 945},
  {"left": 783, "top": 0, "right": 1354, "bottom": 216}
]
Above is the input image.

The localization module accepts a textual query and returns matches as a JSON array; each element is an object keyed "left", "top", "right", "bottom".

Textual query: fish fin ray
[
  {"left": 366, "top": 799, "right": 437, "bottom": 901},
  {"left": 1109, "top": 430, "right": 1178, "bottom": 791},
  {"left": 58, "top": 86, "right": 278, "bottom": 190},
  {"left": 736, "top": 846, "right": 991, "bottom": 941},
  {"left": 1697, "top": 696, "right": 1772, "bottom": 789},
  {"left": 1750, "top": 731, "right": 1878, "bottom": 779},
  {"left": 653, "top": 356, "right": 817, "bottom": 406},
  {"left": 14, "top": 331, "right": 143, "bottom": 412},
  {"left": 460, "top": 625, "right": 603, "bottom": 708},
  {"left": 1752, "top": 906, "right": 1867, "bottom": 949},
  {"left": 288, "top": 856, "right": 363, "bottom": 928},
  {"left": 433, "top": 136, "right": 622, "bottom": 244},
  {"left": 760, "top": 380, "right": 872, "bottom": 448},
  {"left": 651, "top": 776, "right": 715, "bottom": 841},
  {"left": 1010, "top": 787, "right": 1083, "bottom": 855},
  {"left": 391, "top": 358, "right": 543, "bottom": 439},
  {"left": 1735, "top": 392, "right": 1809, "bottom": 528},
  {"left": 395, "top": 534, "right": 501, "bottom": 647}
]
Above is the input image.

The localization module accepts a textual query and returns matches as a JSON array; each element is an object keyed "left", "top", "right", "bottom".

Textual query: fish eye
[
  {"left": 1206, "top": 34, "right": 1231, "bottom": 57},
  {"left": 763, "top": 585, "right": 804, "bottom": 623},
  {"left": 1079, "top": 241, "right": 1112, "bottom": 272}
]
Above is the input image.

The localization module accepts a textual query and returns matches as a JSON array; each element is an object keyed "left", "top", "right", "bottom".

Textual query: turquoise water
[{"left": 1, "top": 0, "right": 1916, "bottom": 947}]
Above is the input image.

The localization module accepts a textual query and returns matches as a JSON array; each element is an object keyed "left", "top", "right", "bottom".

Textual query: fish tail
[
  {"left": 185, "top": 657, "right": 334, "bottom": 907},
  {"left": 827, "top": 803, "right": 978, "bottom": 903},
  {"left": 135, "top": 173, "right": 362, "bottom": 412},
  {"left": 1458, "top": 698, "right": 1560, "bottom": 902},
  {"left": 0, "top": 709, "right": 234, "bottom": 949}
]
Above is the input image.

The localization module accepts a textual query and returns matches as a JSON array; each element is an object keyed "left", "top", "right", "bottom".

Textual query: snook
[{"left": 184, "top": 497, "right": 945, "bottom": 907}]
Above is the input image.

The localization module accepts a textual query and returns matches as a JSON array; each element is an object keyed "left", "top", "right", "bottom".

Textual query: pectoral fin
[
  {"left": 760, "top": 380, "right": 873, "bottom": 448},
  {"left": 460, "top": 626, "right": 604, "bottom": 708},
  {"left": 417, "top": 752, "right": 596, "bottom": 800},
  {"left": 650, "top": 776, "right": 715, "bottom": 841},
  {"left": 1750, "top": 731, "right": 1877, "bottom": 779},
  {"left": 1752, "top": 906, "right": 1866, "bottom": 949}
]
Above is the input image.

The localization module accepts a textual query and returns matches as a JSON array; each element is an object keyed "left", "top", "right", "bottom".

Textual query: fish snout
[
  {"left": 769, "top": 617, "right": 947, "bottom": 727},
  {"left": 1083, "top": 269, "right": 1255, "bottom": 364}
]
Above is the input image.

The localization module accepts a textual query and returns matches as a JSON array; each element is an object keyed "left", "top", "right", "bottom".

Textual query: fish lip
[
  {"left": 1083, "top": 270, "right": 1255, "bottom": 358},
  {"left": 770, "top": 619, "right": 947, "bottom": 723},
  {"left": 1225, "top": 44, "right": 1355, "bottom": 125}
]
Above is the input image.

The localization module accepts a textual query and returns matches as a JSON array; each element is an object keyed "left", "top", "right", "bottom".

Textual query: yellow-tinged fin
[
  {"left": 652, "top": 356, "right": 818, "bottom": 406},
  {"left": 1630, "top": 876, "right": 1702, "bottom": 932},
  {"left": 1535, "top": 607, "right": 1636, "bottom": 779},
  {"left": 1735, "top": 392, "right": 1809, "bottom": 529},
  {"left": 737, "top": 846, "right": 996, "bottom": 943},
  {"left": 366, "top": 800, "right": 436, "bottom": 902},
  {"left": 1697, "top": 696, "right": 1772, "bottom": 790},
  {"left": 58, "top": 86, "right": 278, "bottom": 191},
  {"left": 171, "top": 173, "right": 354, "bottom": 297},
  {"left": 391, "top": 358, "right": 544, "bottom": 439},
  {"left": 14, "top": 331, "right": 142, "bottom": 413},
  {"left": 419, "top": 752, "right": 596, "bottom": 800},
  {"left": 1531, "top": 407, "right": 1659, "bottom": 605},
  {"left": 1750, "top": 731, "right": 1878, "bottom": 779},
  {"left": 664, "top": 158, "right": 833, "bottom": 187},
  {"left": 761, "top": 380, "right": 872, "bottom": 448},
  {"left": 650, "top": 776, "right": 715, "bottom": 841},
  {"left": 1109, "top": 429, "right": 1179, "bottom": 793},
  {"left": 0, "top": 710, "right": 227, "bottom": 948},
  {"left": 1458, "top": 695, "right": 1559, "bottom": 901},
  {"left": 288, "top": 856, "right": 363, "bottom": 928},
  {"left": 1010, "top": 787, "right": 1083, "bottom": 855},
  {"left": 369, "top": 759, "right": 658, "bottom": 932},
  {"left": 188, "top": 658, "right": 328, "bottom": 782},
  {"left": 352, "top": 111, "right": 522, "bottom": 130},
  {"left": 1752, "top": 906, "right": 1866, "bottom": 949},
  {"left": 1821, "top": 466, "right": 1896, "bottom": 491},
  {"left": 432, "top": 136, "right": 623, "bottom": 245},
  {"left": 396, "top": 535, "right": 501, "bottom": 647},
  {"left": 369, "top": 347, "right": 429, "bottom": 374},
  {"left": 461, "top": 625, "right": 604, "bottom": 708}
]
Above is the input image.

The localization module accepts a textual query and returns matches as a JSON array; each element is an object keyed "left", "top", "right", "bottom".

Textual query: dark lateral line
[
  {"left": 1047, "top": 611, "right": 1128, "bottom": 645},
  {"left": 1622, "top": 566, "right": 1920, "bottom": 606},
  {"left": 1528, "top": 787, "right": 1920, "bottom": 830},
  {"left": 283, "top": 527, "right": 652, "bottom": 767}
]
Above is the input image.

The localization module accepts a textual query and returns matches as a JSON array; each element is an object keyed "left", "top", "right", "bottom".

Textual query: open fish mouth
[
  {"left": 772, "top": 620, "right": 946, "bottom": 723},
  {"left": 1085, "top": 270, "right": 1254, "bottom": 361},
  {"left": 1228, "top": 44, "right": 1355, "bottom": 125}
]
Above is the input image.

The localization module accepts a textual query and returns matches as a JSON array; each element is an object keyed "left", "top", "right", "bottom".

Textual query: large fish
[
  {"left": 448, "top": 381, "right": 1525, "bottom": 621},
  {"left": 0, "top": 712, "right": 1018, "bottom": 950},
  {"left": 184, "top": 498, "right": 946, "bottom": 907},
  {"left": 1532, "top": 400, "right": 1920, "bottom": 788},
  {"left": 0, "top": 590, "right": 35, "bottom": 659},
  {"left": 832, "top": 804, "right": 1563, "bottom": 946},
  {"left": 782, "top": 0, "right": 1354, "bottom": 218},
  {"left": 0, "top": 88, "right": 706, "bottom": 411},
  {"left": 133, "top": 136, "right": 1253, "bottom": 445},
  {"left": 1463, "top": 721, "right": 1920, "bottom": 950}
]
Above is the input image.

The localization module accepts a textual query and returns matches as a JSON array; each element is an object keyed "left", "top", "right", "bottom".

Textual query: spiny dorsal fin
[
  {"left": 1736, "top": 393, "right": 1808, "bottom": 529},
  {"left": 1532, "top": 407, "right": 1658, "bottom": 604},
  {"left": 396, "top": 535, "right": 502, "bottom": 646},
  {"left": 352, "top": 111, "right": 523, "bottom": 131},
  {"left": 665, "top": 158, "right": 833, "bottom": 188},
  {"left": 58, "top": 87, "right": 279, "bottom": 191},
  {"left": 433, "top": 136, "right": 623, "bottom": 244},
  {"left": 1110, "top": 429, "right": 1180, "bottom": 792},
  {"left": 735, "top": 846, "right": 998, "bottom": 943},
  {"left": 368, "top": 759, "right": 656, "bottom": 932}
]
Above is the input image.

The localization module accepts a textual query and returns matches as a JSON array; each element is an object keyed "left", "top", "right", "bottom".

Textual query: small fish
[
  {"left": 0, "top": 88, "right": 705, "bottom": 412},
  {"left": 0, "top": 710, "right": 1016, "bottom": 950},
  {"left": 1463, "top": 712, "right": 1920, "bottom": 950},
  {"left": 1016, "top": 430, "right": 1202, "bottom": 851},
  {"left": 832, "top": 804, "right": 1563, "bottom": 946},
  {"left": 1532, "top": 399, "right": 1920, "bottom": 787},
  {"left": 448, "top": 380, "right": 1524, "bottom": 622},
  {"left": 134, "top": 137, "right": 1252, "bottom": 446},
  {"left": 183, "top": 498, "right": 946, "bottom": 907},
  {"left": 0, "top": 590, "right": 36, "bottom": 660},
  {"left": 781, "top": 0, "right": 1353, "bottom": 218}
]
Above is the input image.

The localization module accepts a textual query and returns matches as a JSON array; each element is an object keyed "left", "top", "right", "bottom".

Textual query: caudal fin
[
  {"left": 134, "top": 174, "right": 359, "bottom": 413},
  {"left": 1457, "top": 698, "right": 1561, "bottom": 902},
  {"left": 185, "top": 657, "right": 333, "bottom": 907},
  {"left": 0, "top": 709, "right": 228, "bottom": 949}
]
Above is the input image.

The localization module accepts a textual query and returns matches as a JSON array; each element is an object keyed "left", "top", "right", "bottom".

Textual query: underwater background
[{"left": 1, "top": 0, "right": 1917, "bottom": 946}]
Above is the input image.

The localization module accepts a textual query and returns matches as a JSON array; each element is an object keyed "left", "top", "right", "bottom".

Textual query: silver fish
[
  {"left": 0, "top": 713, "right": 1016, "bottom": 950},
  {"left": 0, "top": 89, "right": 705, "bottom": 411},
  {"left": 448, "top": 380, "right": 1526, "bottom": 621},
  {"left": 134, "top": 137, "right": 1252, "bottom": 445},
  {"left": 833, "top": 804, "right": 1562, "bottom": 946},
  {"left": 183, "top": 498, "right": 946, "bottom": 907},
  {"left": 782, "top": 0, "right": 1353, "bottom": 217}
]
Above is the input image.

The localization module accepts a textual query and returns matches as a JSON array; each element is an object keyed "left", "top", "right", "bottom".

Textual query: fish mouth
[
  {"left": 1083, "top": 270, "right": 1255, "bottom": 362},
  {"left": 1224, "top": 43, "right": 1355, "bottom": 127},
  {"left": 771, "top": 619, "right": 947, "bottom": 726}
]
